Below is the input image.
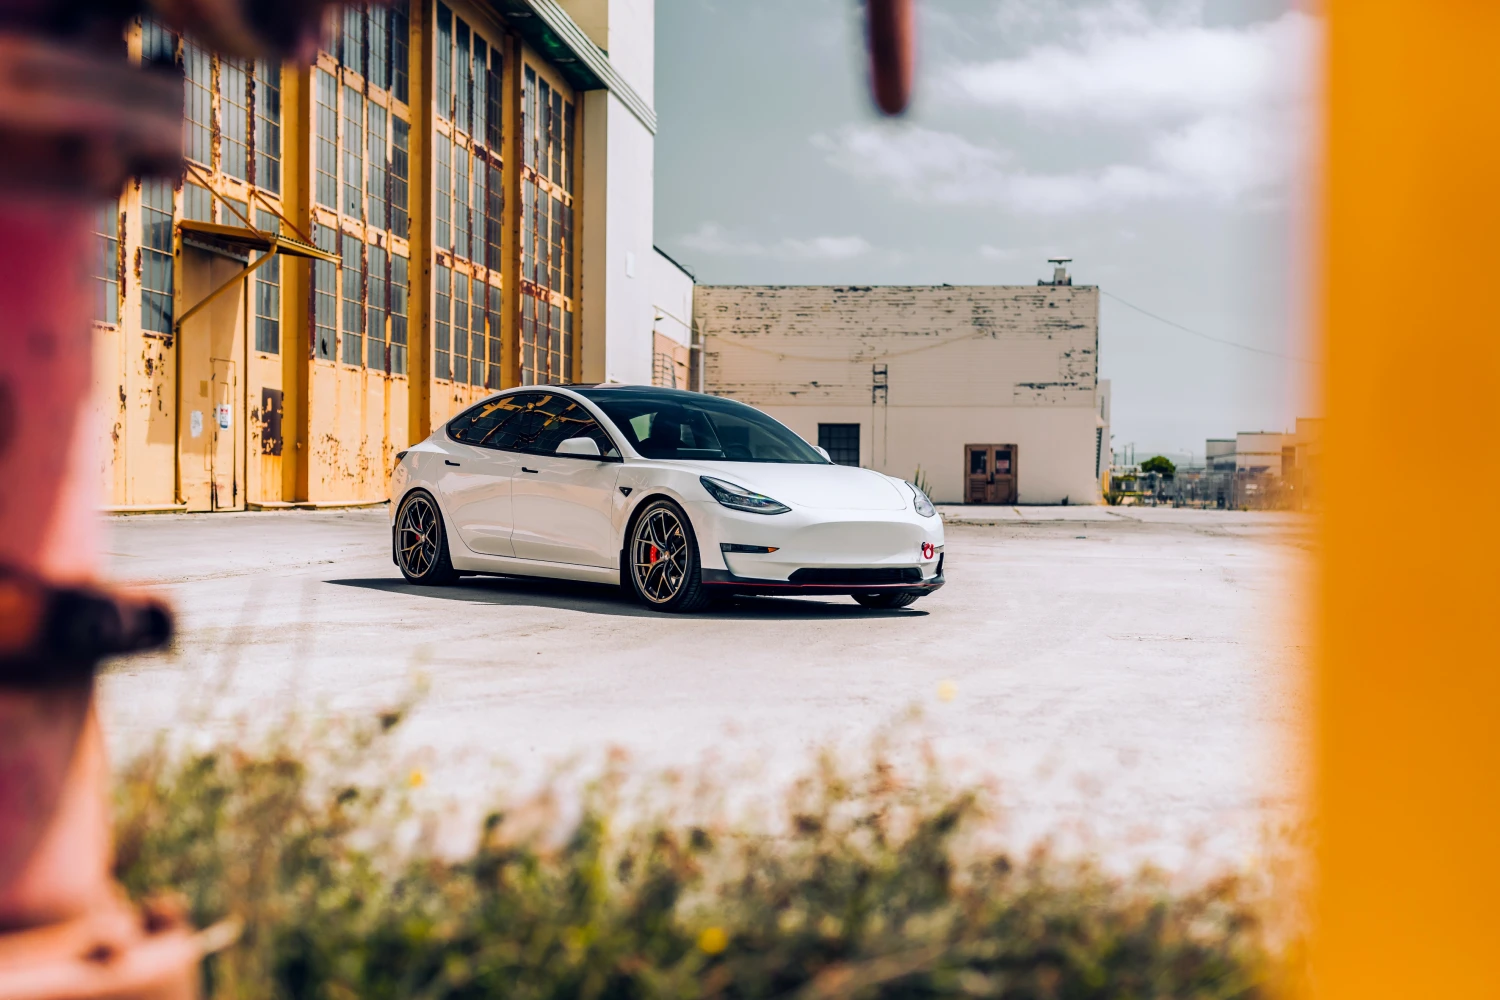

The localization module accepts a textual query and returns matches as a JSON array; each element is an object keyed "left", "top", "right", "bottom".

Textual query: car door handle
[
  {"left": 521, "top": 467, "right": 539, "bottom": 474},
  {"left": 445, "top": 460, "right": 460, "bottom": 467}
]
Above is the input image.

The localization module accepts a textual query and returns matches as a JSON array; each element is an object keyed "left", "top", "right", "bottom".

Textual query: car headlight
[
  {"left": 700, "top": 476, "right": 790, "bottom": 515},
  {"left": 907, "top": 481, "right": 936, "bottom": 517}
]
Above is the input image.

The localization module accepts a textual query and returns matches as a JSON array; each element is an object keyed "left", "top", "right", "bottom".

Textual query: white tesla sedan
[{"left": 389, "top": 385, "right": 944, "bottom": 612}]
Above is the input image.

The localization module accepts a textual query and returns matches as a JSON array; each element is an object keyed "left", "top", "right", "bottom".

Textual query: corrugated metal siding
[{"left": 695, "top": 285, "right": 1099, "bottom": 410}]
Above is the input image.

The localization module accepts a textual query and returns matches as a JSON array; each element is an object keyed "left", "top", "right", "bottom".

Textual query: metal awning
[{"left": 177, "top": 219, "right": 338, "bottom": 264}]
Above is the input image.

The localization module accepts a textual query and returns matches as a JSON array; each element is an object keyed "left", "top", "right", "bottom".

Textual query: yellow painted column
[{"left": 1316, "top": 2, "right": 1500, "bottom": 996}]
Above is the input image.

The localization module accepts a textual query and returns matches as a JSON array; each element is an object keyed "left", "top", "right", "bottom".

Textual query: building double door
[{"left": 965, "top": 444, "right": 1017, "bottom": 504}]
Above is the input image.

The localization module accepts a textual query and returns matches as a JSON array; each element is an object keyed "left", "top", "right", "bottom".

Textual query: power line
[{"left": 1102, "top": 290, "right": 1319, "bottom": 365}]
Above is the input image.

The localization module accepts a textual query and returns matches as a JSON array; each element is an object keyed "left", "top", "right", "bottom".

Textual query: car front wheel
[
  {"left": 395, "top": 490, "right": 459, "bottom": 586},
  {"left": 626, "top": 499, "right": 712, "bottom": 613}
]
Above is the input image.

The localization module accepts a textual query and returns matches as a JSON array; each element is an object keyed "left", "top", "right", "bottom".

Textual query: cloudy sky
[{"left": 654, "top": 0, "right": 1320, "bottom": 459}]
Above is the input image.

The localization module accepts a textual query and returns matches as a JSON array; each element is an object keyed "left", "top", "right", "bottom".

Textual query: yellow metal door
[{"left": 178, "top": 246, "right": 247, "bottom": 511}]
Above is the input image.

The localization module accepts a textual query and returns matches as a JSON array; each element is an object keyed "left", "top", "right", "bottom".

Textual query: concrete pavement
[{"left": 97, "top": 505, "right": 1309, "bottom": 867}]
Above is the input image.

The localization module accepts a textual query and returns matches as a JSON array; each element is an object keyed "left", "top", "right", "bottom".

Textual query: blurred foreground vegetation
[{"left": 114, "top": 712, "right": 1282, "bottom": 999}]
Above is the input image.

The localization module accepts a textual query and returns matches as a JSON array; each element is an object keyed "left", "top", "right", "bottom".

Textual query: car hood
[{"left": 674, "top": 461, "right": 911, "bottom": 511}]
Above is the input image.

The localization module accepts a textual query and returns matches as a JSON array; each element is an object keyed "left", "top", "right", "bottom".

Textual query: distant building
[
  {"left": 1206, "top": 439, "right": 1237, "bottom": 472},
  {"left": 1234, "top": 432, "right": 1287, "bottom": 474},
  {"left": 693, "top": 265, "right": 1103, "bottom": 505}
]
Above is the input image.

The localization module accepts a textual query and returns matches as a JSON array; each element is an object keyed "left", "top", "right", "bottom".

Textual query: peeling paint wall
[{"left": 695, "top": 285, "right": 1103, "bottom": 505}]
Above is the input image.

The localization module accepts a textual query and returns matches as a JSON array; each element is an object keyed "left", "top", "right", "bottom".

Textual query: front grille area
[{"left": 788, "top": 567, "right": 922, "bottom": 586}]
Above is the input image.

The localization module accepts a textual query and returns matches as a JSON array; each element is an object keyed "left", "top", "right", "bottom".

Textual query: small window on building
[
  {"left": 219, "top": 57, "right": 249, "bottom": 181},
  {"left": 818, "top": 424, "right": 861, "bottom": 467},
  {"left": 315, "top": 70, "right": 338, "bottom": 209},
  {"left": 182, "top": 182, "right": 213, "bottom": 222},
  {"left": 221, "top": 196, "right": 247, "bottom": 227},
  {"left": 341, "top": 235, "right": 364, "bottom": 365},
  {"left": 140, "top": 179, "right": 174, "bottom": 334},
  {"left": 254, "top": 209, "right": 280, "bottom": 354},
  {"left": 254, "top": 60, "right": 281, "bottom": 194},
  {"left": 313, "top": 223, "right": 337, "bottom": 359},
  {"left": 139, "top": 17, "right": 176, "bottom": 68},
  {"left": 93, "top": 200, "right": 119, "bottom": 325}
]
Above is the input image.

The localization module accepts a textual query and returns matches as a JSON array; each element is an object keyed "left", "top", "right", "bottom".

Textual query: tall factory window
[
  {"left": 391, "top": 119, "right": 409, "bottom": 238},
  {"left": 519, "top": 66, "right": 574, "bottom": 385},
  {"left": 341, "top": 86, "right": 364, "bottom": 219},
  {"left": 219, "top": 57, "right": 248, "bottom": 181},
  {"left": 254, "top": 209, "right": 280, "bottom": 353},
  {"left": 436, "top": 3, "right": 452, "bottom": 119},
  {"left": 469, "top": 276, "right": 486, "bottom": 386},
  {"left": 253, "top": 60, "right": 281, "bottom": 193},
  {"left": 454, "top": 146, "right": 470, "bottom": 260},
  {"left": 183, "top": 41, "right": 212, "bottom": 166},
  {"left": 313, "top": 224, "right": 337, "bottom": 359},
  {"left": 315, "top": 70, "right": 337, "bottom": 209},
  {"left": 818, "top": 425, "right": 861, "bottom": 467},
  {"left": 93, "top": 200, "right": 119, "bottom": 325},
  {"left": 434, "top": 263, "right": 451, "bottom": 380},
  {"left": 140, "top": 179, "right": 174, "bottom": 334},
  {"left": 341, "top": 236, "right": 364, "bottom": 365},
  {"left": 472, "top": 35, "right": 487, "bottom": 140},
  {"left": 486, "top": 50, "right": 503, "bottom": 150},
  {"left": 435, "top": 133, "right": 451, "bottom": 249},
  {"left": 140, "top": 18, "right": 175, "bottom": 67},
  {"left": 367, "top": 103, "right": 388, "bottom": 227},
  {"left": 367, "top": 4, "right": 387, "bottom": 91},
  {"left": 390, "top": 255, "right": 408, "bottom": 375},
  {"left": 485, "top": 162, "right": 503, "bottom": 270},
  {"left": 367, "top": 244, "right": 388, "bottom": 369}
]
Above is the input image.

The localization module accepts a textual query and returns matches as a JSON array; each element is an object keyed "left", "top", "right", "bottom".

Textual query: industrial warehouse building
[
  {"left": 694, "top": 272, "right": 1106, "bottom": 505},
  {"left": 92, "top": 0, "right": 677, "bottom": 511}
]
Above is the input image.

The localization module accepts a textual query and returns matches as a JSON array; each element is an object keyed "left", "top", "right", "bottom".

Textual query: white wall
[
  {"left": 647, "top": 249, "right": 694, "bottom": 349},
  {"left": 696, "top": 285, "right": 1103, "bottom": 504}
]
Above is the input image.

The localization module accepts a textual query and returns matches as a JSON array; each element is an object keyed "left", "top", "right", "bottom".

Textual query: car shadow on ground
[{"left": 327, "top": 575, "right": 929, "bottom": 620}]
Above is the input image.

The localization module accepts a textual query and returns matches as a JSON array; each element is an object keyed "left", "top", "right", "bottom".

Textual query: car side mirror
[
  {"left": 814, "top": 446, "right": 832, "bottom": 462},
  {"left": 556, "top": 436, "right": 603, "bottom": 458}
]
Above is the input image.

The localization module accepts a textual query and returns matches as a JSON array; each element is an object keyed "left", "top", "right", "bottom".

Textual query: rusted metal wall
[{"left": 694, "top": 284, "right": 1102, "bottom": 504}]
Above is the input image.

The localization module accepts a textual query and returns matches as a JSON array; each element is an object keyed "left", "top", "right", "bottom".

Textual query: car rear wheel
[
  {"left": 395, "top": 490, "right": 459, "bottom": 586},
  {"left": 626, "top": 499, "right": 711, "bottom": 613},
  {"left": 853, "top": 590, "right": 922, "bottom": 610}
]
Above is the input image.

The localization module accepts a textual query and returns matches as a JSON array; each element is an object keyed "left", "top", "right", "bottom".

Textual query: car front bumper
[{"left": 702, "top": 554, "right": 946, "bottom": 597}]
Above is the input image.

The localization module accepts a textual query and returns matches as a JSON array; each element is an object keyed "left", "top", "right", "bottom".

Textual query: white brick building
[{"left": 693, "top": 282, "right": 1104, "bottom": 505}]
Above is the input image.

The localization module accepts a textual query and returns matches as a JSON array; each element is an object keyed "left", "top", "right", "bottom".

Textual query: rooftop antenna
[{"left": 1041, "top": 257, "right": 1073, "bottom": 286}]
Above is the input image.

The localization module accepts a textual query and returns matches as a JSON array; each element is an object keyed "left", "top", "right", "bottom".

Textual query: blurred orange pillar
[{"left": 1316, "top": 1, "right": 1500, "bottom": 996}]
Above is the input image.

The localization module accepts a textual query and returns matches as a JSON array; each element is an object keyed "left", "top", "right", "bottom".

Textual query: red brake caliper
[{"left": 649, "top": 545, "right": 660, "bottom": 563}]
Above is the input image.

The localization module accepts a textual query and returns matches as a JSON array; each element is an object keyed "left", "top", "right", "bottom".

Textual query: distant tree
[{"left": 1141, "top": 455, "right": 1177, "bottom": 478}]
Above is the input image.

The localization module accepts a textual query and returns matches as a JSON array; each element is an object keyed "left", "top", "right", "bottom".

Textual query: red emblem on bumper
[{"left": 921, "top": 542, "right": 936, "bottom": 560}]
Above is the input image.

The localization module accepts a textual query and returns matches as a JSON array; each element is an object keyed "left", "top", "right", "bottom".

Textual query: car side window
[
  {"left": 522, "top": 393, "right": 620, "bottom": 459},
  {"left": 447, "top": 394, "right": 537, "bottom": 451}
]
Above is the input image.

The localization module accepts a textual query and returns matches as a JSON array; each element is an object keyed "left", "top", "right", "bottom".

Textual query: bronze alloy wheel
[
  {"left": 628, "top": 500, "right": 711, "bottom": 612},
  {"left": 396, "top": 492, "right": 457, "bottom": 585}
]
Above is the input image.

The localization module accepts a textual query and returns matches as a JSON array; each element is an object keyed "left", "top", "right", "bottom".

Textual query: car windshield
[{"left": 577, "top": 387, "right": 830, "bottom": 464}]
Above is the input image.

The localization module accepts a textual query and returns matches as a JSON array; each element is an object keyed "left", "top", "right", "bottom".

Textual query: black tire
[
  {"left": 625, "top": 498, "right": 712, "bottom": 613},
  {"left": 394, "top": 490, "right": 459, "bottom": 586},
  {"left": 853, "top": 590, "right": 922, "bottom": 610}
]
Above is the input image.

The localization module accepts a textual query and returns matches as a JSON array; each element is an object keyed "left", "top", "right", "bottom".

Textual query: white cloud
[
  {"left": 819, "top": 3, "right": 1318, "bottom": 212},
  {"left": 680, "top": 223, "right": 872, "bottom": 260}
]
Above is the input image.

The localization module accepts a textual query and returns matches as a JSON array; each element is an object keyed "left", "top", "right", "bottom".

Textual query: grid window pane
[
  {"left": 140, "top": 179, "right": 174, "bottom": 333},
  {"left": 183, "top": 42, "right": 211, "bottom": 165},
  {"left": 452, "top": 269, "right": 469, "bottom": 384},
  {"left": 368, "top": 5, "right": 388, "bottom": 90},
  {"left": 434, "top": 263, "right": 451, "bottom": 381},
  {"left": 219, "top": 57, "right": 248, "bottom": 180},
  {"left": 486, "top": 284, "right": 502, "bottom": 389},
  {"left": 470, "top": 277, "right": 485, "bottom": 386},
  {"left": 367, "top": 243, "right": 387, "bottom": 369},
  {"left": 342, "top": 235, "right": 364, "bottom": 365},
  {"left": 254, "top": 60, "right": 281, "bottom": 193},
  {"left": 818, "top": 424, "right": 861, "bottom": 467},
  {"left": 390, "top": 254, "right": 408, "bottom": 375},
  {"left": 435, "top": 132, "right": 450, "bottom": 249},
  {"left": 313, "top": 223, "right": 337, "bottom": 359},
  {"left": 392, "top": 0, "right": 409, "bottom": 102},
  {"left": 342, "top": 85, "right": 364, "bottom": 219},
  {"left": 391, "top": 118, "right": 410, "bottom": 238},
  {"left": 183, "top": 182, "right": 212, "bottom": 222},
  {"left": 367, "top": 103, "right": 387, "bottom": 228},
  {"left": 342, "top": 4, "right": 364, "bottom": 78},
  {"left": 93, "top": 200, "right": 119, "bottom": 325},
  {"left": 454, "top": 19, "right": 470, "bottom": 133},
  {"left": 436, "top": 3, "right": 452, "bottom": 119},
  {"left": 454, "top": 144, "right": 470, "bottom": 260},
  {"left": 472, "top": 36, "right": 487, "bottom": 142},
  {"left": 315, "top": 70, "right": 337, "bottom": 208},
  {"left": 254, "top": 209, "right": 280, "bottom": 353}
]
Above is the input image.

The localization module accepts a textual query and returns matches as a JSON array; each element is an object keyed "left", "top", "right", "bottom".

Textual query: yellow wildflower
[{"left": 697, "top": 926, "right": 728, "bottom": 955}]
